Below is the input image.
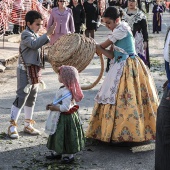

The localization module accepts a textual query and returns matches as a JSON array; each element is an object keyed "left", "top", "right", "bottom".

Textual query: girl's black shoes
[
  {"left": 61, "top": 156, "right": 74, "bottom": 164},
  {"left": 46, "top": 153, "right": 74, "bottom": 164},
  {"left": 46, "top": 153, "right": 62, "bottom": 160}
]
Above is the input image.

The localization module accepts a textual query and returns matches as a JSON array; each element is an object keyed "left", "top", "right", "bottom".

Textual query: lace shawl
[{"left": 122, "top": 8, "right": 146, "bottom": 30}]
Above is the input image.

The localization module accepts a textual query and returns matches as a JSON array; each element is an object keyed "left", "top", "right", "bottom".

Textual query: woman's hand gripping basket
[{"left": 47, "top": 33, "right": 104, "bottom": 90}]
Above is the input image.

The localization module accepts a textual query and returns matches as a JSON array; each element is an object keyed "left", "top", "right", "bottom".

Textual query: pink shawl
[{"left": 59, "top": 65, "right": 84, "bottom": 102}]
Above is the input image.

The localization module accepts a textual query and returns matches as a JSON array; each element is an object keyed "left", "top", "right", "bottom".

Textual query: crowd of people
[{"left": 3, "top": 0, "right": 170, "bottom": 168}]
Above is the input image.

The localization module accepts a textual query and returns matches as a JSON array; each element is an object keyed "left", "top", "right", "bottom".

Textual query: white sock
[
  {"left": 10, "top": 105, "right": 21, "bottom": 133},
  {"left": 24, "top": 106, "right": 34, "bottom": 120},
  {"left": 10, "top": 105, "right": 21, "bottom": 122}
]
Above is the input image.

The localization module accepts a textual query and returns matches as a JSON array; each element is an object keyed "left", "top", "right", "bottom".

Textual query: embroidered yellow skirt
[{"left": 86, "top": 57, "right": 159, "bottom": 142}]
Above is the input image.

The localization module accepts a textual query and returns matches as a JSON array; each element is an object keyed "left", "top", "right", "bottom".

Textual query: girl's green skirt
[{"left": 47, "top": 112, "right": 85, "bottom": 154}]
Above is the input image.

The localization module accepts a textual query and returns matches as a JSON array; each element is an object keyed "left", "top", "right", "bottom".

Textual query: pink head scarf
[{"left": 59, "top": 65, "right": 84, "bottom": 102}]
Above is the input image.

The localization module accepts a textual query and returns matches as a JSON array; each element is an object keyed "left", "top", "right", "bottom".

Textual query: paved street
[{"left": 0, "top": 5, "right": 170, "bottom": 170}]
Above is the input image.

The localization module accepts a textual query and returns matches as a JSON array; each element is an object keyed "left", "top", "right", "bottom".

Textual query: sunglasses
[{"left": 59, "top": 0, "right": 66, "bottom": 2}]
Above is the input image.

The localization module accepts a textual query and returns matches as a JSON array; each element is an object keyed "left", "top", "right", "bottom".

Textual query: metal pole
[{"left": 3, "top": 33, "right": 4, "bottom": 49}]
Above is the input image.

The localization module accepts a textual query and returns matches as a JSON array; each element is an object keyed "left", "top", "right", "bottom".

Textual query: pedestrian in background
[
  {"left": 145, "top": 0, "right": 151, "bottom": 13},
  {"left": 123, "top": 0, "right": 150, "bottom": 68},
  {"left": 46, "top": 66, "right": 85, "bottom": 164},
  {"left": 68, "top": 0, "right": 86, "bottom": 34},
  {"left": 47, "top": 0, "right": 75, "bottom": 45},
  {"left": 152, "top": 0, "right": 164, "bottom": 34},
  {"left": 83, "top": 0, "right": 101, "bottom": 38},
  {"left": 86, "top": 6, "right": 159, "bottom": 143},
  {"left": 8, "top": 10, "right": 56, "bottom": 139},
  {"left": 155, "top": 26, "right": 170, "bottom": 170}
]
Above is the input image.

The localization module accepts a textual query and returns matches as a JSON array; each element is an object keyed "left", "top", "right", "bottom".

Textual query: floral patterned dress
[{"left": 86, "top": 22, "right": 159, "bottom": 143}]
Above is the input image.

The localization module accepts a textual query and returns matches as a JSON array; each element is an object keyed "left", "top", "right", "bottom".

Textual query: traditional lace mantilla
[{"left": 122, "top": 8, "right": 146, "bottom": 30}]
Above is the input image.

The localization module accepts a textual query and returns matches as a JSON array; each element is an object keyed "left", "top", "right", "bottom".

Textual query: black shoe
[
  {"left": 152, "top": 32, "right": 155, "bottom": 34},
  {"left": 61, "top": 157, "right": 74, "bottom": 164},
  {"left": 157, "top": 31, "right": 159, "bottom": 34},
  {"left": 46, "top": 153, "right": 62, "bottom": 160}
]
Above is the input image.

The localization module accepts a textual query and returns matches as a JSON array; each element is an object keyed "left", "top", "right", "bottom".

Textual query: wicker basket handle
[{"left": 81, "top": 52, "right": 104, "bottom": 90}]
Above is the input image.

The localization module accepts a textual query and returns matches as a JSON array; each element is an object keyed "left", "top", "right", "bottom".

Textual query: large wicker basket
[{"left": 47, "top": 33, "right": 104, "bottom": 90}]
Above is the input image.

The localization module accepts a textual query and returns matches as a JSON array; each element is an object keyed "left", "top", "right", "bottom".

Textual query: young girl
[
  {"left": 86, "top": 7, "right": 159, "bottom": 143},
  {"left": 46, "top": 65, "right": 85, "bottom": 164}
]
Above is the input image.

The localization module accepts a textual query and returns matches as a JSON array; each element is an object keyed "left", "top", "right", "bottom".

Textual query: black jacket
[{"left": 67, "top": 4, "right": 85, "bottom": 24}]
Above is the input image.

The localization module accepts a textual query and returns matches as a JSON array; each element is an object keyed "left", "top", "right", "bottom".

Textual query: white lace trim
[
  {"left": 122, "top": 8, "right": 146, "bottom": 30},
  {"left": 135, "top": 32, "right": 145, "bottom": 56},
  {"left": 95, "top": 60, "right": 126, "bottom": 104},
  {"left": 114, "top": 45, "right": 129, "bottom": 55}
]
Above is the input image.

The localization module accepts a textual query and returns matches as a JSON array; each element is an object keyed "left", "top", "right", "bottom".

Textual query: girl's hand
[
  {"left": 109, "top": 44, "right": 113, "bottom": 51},
  {"left": 48, "top": 105, "right": 58, "bottom": 111},
  {"left": 46, "top": 104, "right": 52, "bottom": 110},
  {"left": 96, "top": 44, "right": 100, "bottom": 49},
  {"left": 96, "top": 44, "right": 102, "bottom": 56}
]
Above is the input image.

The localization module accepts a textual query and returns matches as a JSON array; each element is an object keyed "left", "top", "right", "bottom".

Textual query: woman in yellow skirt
[{"left": 86, "top": 6, "right": 159, "bottom": 143}]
